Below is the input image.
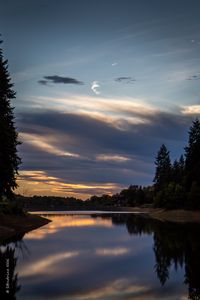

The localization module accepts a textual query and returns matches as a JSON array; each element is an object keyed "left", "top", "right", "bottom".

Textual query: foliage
[
  {"left": 153, "top": 119, "right": 200, "bottom": 210},
  {"left": 154, "top": 182, "right": 185, "bottom": 209},
  {"left": 185, "top": 119, "right": 200, "bottom": 189},
  {"left": 153, "top": 144, "right": 172, "bottom": 192},
  {"left": 0, "top": 39, "right": 21, "bottom": 201}
]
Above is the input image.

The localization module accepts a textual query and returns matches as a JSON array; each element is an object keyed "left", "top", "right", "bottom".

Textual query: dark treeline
[{"left": 15, "top": 195, "right": 84, "bottom": 211}]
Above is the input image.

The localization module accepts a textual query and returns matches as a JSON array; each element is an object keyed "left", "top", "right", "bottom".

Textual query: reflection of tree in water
[
  {"left": 0, "top": 235, "right": 28, "bottom": 300},
  {"left": 97, "top": 213, "right": 200, "bottom": 300},
  {"left": 0, "top": 246, "right": 20, "bottom": 299}
]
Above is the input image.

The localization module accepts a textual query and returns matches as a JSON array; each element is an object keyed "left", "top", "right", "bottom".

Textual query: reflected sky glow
[
  {"left": 25, "top": 215, "right": 113, "bottom": 239},
  {"left": 20, "top": 251, "right": 79, "bottom": 277},
  {"left": 15, "top": 214, "right": 188, "bottom": 300}
]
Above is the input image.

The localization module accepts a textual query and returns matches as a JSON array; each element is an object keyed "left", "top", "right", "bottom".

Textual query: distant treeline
[
  {"left": 88, "top": 119, "right": 200, "bottom": 210},
  {"left": 16, "top": 119, "right": 200, "bottom": 211}
]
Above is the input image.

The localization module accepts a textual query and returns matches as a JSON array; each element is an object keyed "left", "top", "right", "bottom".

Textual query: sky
[{"left": 1, "top": 0, "right": 200, "bottom": 199}]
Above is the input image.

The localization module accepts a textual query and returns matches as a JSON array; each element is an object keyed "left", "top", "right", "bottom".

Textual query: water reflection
[
  {"left": 100, "top": 214, "right": 200, "bottom": 300},
  {"left": 0, "top": 240, "right": 26, "bottom": 300},
  {"left": 0, "top": 213, "right": 200, "bottom": 299}
]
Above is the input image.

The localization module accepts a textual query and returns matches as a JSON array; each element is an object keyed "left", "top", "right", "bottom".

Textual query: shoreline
[
  {"left": 0, "top": 213, "right": 51, "bottom": 244},
  {"left": 0, "top": 207, "right": 199, "bottom": 243},
  {"left": 30, "top": 207, "right": 200, "bottom": 223}
]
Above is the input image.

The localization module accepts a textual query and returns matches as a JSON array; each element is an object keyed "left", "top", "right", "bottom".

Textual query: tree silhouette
[
  {"left": 0, "top": 38, "right": 21, "bottom": 201},
  {"left": 185, "top": 119, "right": 200, "bottom": 189},
  {"left": 184, "top": 119, "right": 200, "bottom": 209},
  {"left": 153, "top": 144, "right": 171, "bottom": 192}
]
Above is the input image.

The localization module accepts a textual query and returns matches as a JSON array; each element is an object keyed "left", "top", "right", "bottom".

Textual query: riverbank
[
  {"left": 0, "top": 213, "right": 51, "bottom": 244},
  {"left": 148, "top": 209, "right": 200, "bottom": 223},
  {"left": 30, "top": 206, "right": 200, "bottom": 223},
  {"left": 109, "top": 207, "right": 200, "bottom": 223}
]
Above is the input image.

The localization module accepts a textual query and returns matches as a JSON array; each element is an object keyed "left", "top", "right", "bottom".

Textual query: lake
[{"left": 1, "top": 212, "right": 200, "bottom": 300}]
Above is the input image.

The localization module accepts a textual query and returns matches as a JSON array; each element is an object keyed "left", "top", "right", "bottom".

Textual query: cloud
[
  {"left": 181, "top": 105, "right": 200, "bottom": 115},
  {"left": 91, "top": 81, "right": 100, "bottom": 95},
  {"left": 39, "top": 75, "right": 84, "bottom": 85},
  {"left": 111, "top": 62, "right": 118, "bottom": 66},
  {"left": 22, "top": 94, "right": 157, "bottom": 127},
  {"left": 96, "top": 154, "right": 131, "bottom": 162},
  {"left": 19, "top": 132, "right": 80, "bottom": 158},
  {"left": 38, "top": 80, "right": 48, "bottom": 85},
  {"left": 115, "top": 77, "right": 136, "bottom": 83},
  {"left": 186, "top": 74, "right": 200, "bottom": 80}
]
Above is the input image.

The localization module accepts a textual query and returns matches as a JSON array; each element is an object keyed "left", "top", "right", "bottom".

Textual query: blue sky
[{"left": 1, "top": 0, "right": 200, "bottom": 198}]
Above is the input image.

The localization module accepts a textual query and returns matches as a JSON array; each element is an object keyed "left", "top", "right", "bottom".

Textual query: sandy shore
[{"left": 0, "top": 213, "right": 51, "bottom": 244}]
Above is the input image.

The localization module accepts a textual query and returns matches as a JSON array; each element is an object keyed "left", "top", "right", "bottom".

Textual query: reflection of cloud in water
[
  {"left": 25, "top": 215, "right": 113, "bottom": 239},
  {"left": 20, "top": 251, "right": 79, "bottom": 277},
  {"left": 73, "top": 279, "right": 149, "bottom": 300},
  {"left": 17, "top": 214, "right": 189, "bottom": 300},
  {"left": 95, "top": 247, "right": 129, "bottom": 256}
]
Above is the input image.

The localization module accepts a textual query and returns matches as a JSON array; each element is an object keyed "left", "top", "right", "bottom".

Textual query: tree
[
  {"left": 0, "top": 39, "right": 21, "bottom": 201},
  {"left": 153, "top": 144, "right": 171, "bottom": 192},
  {"left": 185, "top": 119, "right": 200, "bottom": 191},
  {"left": 172, "top": 155, "right": 185, "bottom": 185}
]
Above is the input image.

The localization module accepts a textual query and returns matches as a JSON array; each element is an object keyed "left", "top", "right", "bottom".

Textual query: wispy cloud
[
  {"left": 96, "top": 154, "right": 131, "bottom": 162},
  {"left": 39, "top": 75, "right": 84, "bottom": 85},
  {"left": 115, "top": 77, "right": 136, "bottom": 83},
  {"left": 186, "top": 74, "right": 200, "bottom": 81},
  {"left": 20, "top": 132, "right": 80, "bottom": 158},
  {"left": 17, "top": 170, "right": 123, "bottom": 199},
  {"left": 111, "top": 62, "right": 118, "bottom": 66},
  {"left": 38, "top": 80, "right": 48, "bottom": 85},
  {"left": 181, "top": 105, "right": 200, "bottom": 114},
  {"left": 22, "top": 94, "right": 157, "bottom": 128},
  {"left": 91, "top": 81, "right": 100, "bottom": 95}
]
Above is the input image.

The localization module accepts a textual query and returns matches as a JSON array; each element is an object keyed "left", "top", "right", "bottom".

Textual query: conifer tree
[
  {"left": 153, "top": 144, "right": 171, "bottom": 192},
  {"left": 185, "top": 119, "right": 200, "bottom": 190},
  {"left": 172, "top": 155, "right": 185, "bottom": 184},
  {"left": 0, "top": 39, "right": 21, "bottom": 200}
]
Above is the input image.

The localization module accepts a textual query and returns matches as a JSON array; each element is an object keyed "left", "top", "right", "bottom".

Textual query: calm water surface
[{"left": 1, "top": 212, "right": 200, "bottom": 300}]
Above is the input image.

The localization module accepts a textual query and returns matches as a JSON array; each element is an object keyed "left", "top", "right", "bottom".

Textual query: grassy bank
[{"left": 0, "top": 213, "right": 51, "bottom": 244}]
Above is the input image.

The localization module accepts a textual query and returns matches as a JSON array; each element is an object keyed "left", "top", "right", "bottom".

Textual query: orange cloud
[{"left": 16, "top": 170, "right": 123, "bottom": 199}]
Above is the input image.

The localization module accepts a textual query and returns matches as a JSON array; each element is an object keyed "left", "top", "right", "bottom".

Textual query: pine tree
[
  {"left": 153, "top": 144, "right": 171, "bottom": 192},
  {"left": 172, "top": 155, "right": 185, "bottom": 184},
  {"left": 0, "top": 39, "right": 21, "bottom": 201},
  {"left": 185, "top": 119, "right": 200, "bottom": 190}
]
